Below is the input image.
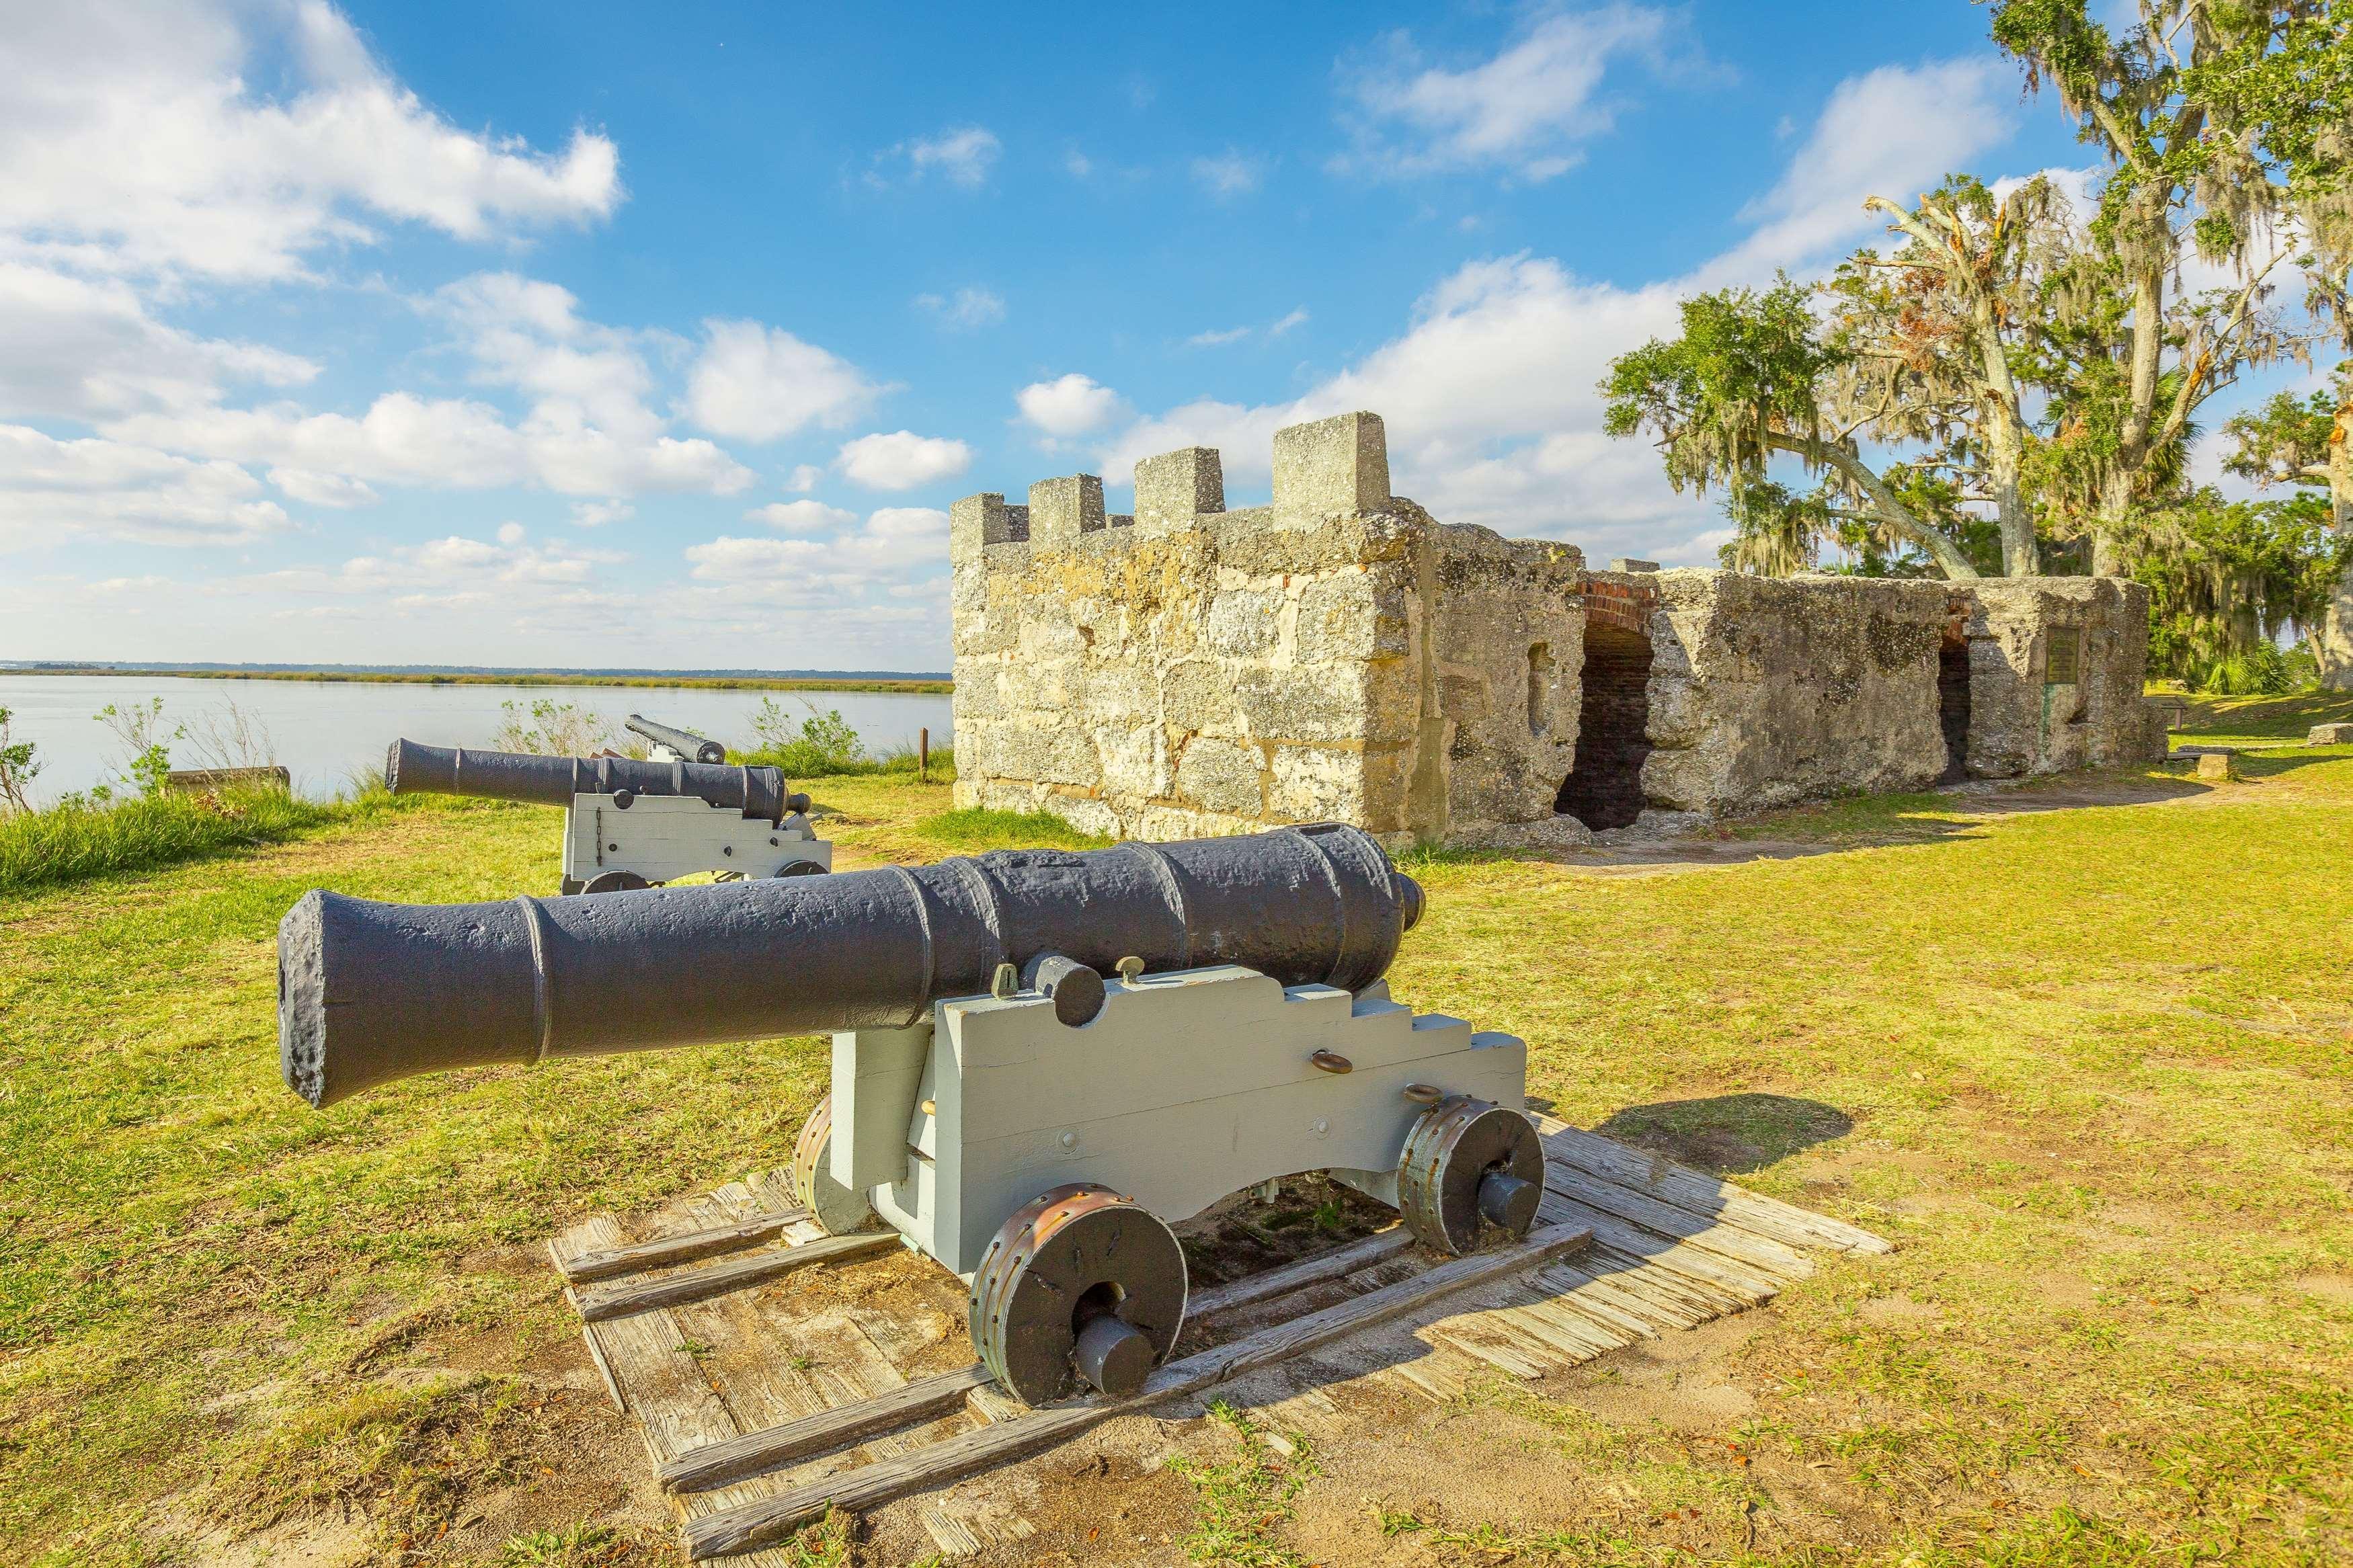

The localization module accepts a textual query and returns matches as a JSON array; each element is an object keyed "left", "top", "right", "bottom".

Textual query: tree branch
[{"left": 1763, "top": 433, "right": 1982, "bottom": 579}]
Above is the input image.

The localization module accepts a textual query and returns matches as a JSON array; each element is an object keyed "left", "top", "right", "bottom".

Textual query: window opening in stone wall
[
  {"left": 1938, "top": 635, "right": 1972, "bottom": 784},
  {"left": 1555, "top": 623, "right": 1653, "bottom": 830},
  {"left": 1527, "top": 643, "right": 1553, "bottom": 737}
]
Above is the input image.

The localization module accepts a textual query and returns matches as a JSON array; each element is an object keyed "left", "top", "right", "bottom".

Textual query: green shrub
[{"left": 740, "top": 697, "right": 954, "bottom": 780}]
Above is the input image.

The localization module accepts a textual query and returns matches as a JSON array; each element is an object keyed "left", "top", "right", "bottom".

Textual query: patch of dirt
[
  {"left": 1170, "top": 1172, "right": 1398, "bottom": 1289},
  {"left": 2290, "top": 1272, "right": 2353, "bottom": 1307}
]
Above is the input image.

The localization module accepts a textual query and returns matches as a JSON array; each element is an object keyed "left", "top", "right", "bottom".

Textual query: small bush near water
[
  {"left": 739, "top": 696, "right": 953, "bottom": 780},
  {"left": 0, "top": 786, "right": 346, "bottom": 895}
]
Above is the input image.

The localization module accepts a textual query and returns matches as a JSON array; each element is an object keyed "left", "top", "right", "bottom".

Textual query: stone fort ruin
[{"left": 950, "top": 411, "right": 2164, "bottom": 848}]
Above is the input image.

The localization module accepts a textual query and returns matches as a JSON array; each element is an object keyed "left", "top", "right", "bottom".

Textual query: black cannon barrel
[
  {"left": 625, "top": 713, "right": 726, "bottom": 765},
  {"left": 279, "top": 823, "right": 1423, "bottom": 1110},
  {"left": 385, "top": 738, "right": 803, "bottom": 821}
]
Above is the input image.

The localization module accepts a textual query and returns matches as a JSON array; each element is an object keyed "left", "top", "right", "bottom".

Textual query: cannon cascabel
[
  {"left": 384, "top": 737, "right": 806, "bottom": 821},
  {"left": 277, "top": 822, "right": 1423, "bottom": 1110}
]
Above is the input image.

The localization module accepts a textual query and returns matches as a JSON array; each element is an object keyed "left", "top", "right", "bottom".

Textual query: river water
[{"left": 0, "top": 675, "right": 954, "bottom": 804}]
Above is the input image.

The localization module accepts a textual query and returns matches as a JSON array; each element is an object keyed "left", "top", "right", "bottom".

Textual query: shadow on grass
[{"left": 1591, "top": 1092, "right": 1856, "bottom": 1176}]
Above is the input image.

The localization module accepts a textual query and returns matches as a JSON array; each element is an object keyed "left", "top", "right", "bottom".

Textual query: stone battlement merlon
[{"left": 951, "top": 411, "right": 1397, "bottom": 566}]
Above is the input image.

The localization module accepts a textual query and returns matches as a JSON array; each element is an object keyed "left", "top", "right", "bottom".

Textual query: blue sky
[{"left": 0, "top": 1, "right": 2316, "bottom": 670}]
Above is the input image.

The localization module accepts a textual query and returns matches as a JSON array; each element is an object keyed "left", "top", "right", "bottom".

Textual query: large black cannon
[
  {"left": 385, "top": 737, "right": 807, "bottom": 822},
  {"left": 275, "top": 821, "right": 1546, "bottom": 1409},
  {"left": 278, "top": 821, "right": 1420, "bottom": 1109}
]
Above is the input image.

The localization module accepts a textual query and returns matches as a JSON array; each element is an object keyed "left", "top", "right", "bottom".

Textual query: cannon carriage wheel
[
  {"left": 789, "top": 1095, "right": 877, "bottom": 1236},
  {"left": 969, "top": 1184, "right": 1187, "bottom": 1405},
  {"left": 1398, "top": 1096, "right": 1544, "bottom": 1255}
]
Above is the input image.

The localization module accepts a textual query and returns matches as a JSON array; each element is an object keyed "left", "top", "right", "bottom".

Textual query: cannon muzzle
[
  {"left": 624, "top": 713, "right": 727, "bottom": 765},
  {"left": 278, "top": 823, "right": 1422, "bottom": 1110},
  {"left": 385, "top": 737, "right": 807, "bottom": 821}
]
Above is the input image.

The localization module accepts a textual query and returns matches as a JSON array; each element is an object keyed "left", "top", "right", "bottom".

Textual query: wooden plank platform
[{"left": 548, "top": 1127, "right": 1890, "bottom": 1563}]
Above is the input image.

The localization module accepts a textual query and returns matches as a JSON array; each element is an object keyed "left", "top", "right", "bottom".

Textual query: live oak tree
[
  {"left": 2223, "top": 362, "right": 2353, "bottom": 685},
  {"left": 1989, "top": 0, "right": 2353, "bottom": 569},
  {"left": 1825, "top": 174, "right": 2075, "bottom": 576},
  {"left": 1601, "top": 278, "right": 1987, "bottom": 579}
]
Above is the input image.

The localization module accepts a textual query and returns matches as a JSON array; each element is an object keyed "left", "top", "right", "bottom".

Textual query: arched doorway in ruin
[
  {"left": 1556, "top": 619, "right": 1655, "bottom": 830},
  {"left": 1938, "top": 626, "right": 1972, "bottom": 784}
]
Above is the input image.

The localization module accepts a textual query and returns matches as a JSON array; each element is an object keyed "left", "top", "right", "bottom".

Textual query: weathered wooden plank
[
  {"left": 592, "top": 1301, "right": 746, "bottom": 1469},
  {"left": 1536, "top": 1188, "right": 1784, "bottom": 1307},
  {"left": 557, "top": 1211, "right": 809, "bottom": 1284},
  {"left": 662, "top": 1362, "right": 1002, "bottom": 1493},
  {"left": 575, "top": 1232, "right": 902, "bottom": 1323},
  {"left": 1542, "top": 1163, "right": 1815, "bottom": 1279},
  {"left": 1187, "top": 1227, "right": 1418, "bottom": 1322},
  {"left": 1533, "top": 1116, "right": 1892, "bottom": 1255},
  {"left": 682, "top": 1222, "right": 1592, "bottom": 1559}
]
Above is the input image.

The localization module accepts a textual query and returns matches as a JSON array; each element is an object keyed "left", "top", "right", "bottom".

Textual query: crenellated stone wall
[
  {"left": 951, "top": 409, "right": 2167, "bottom": 846},
  {"left": 951, "top": 413, "right": 1585, "bottom": 846}
]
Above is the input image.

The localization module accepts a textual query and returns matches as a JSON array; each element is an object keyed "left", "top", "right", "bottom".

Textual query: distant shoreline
[{"left": 0, "top": 667, "right": 954, "bottom": 694}]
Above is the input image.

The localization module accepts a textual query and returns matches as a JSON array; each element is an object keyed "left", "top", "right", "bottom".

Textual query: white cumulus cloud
[
  {"left": 1015, "top": 374, "right": 1123, "bottom": 438},
  {"left": 686, "top": 319, "right": 885, "bottom": 442},
  {"left": 836, "top": 431, "right": 973, "bottom": 491},
  {"left": 269, "top": 466, "right": 378, "bottom": 507},
  {"left": 0, "top": 424, "right": 289, "bottom": 546},
  {"left": 1334, "top": 5, "right": 1679, "bottom": 181},
  {"left": 748, "top": 499, "right": 859, "bottom": 534},
  {"left": 0, "top": 0, "right": 621, "bottom": 285}
]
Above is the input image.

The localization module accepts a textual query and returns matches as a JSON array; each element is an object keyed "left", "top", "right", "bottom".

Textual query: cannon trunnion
[{"left": 274, "top": 823, "right": 1539, "bottom": 1407}]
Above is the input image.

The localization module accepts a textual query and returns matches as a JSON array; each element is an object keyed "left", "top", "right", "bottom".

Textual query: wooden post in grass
[{"left": 919, "top": 727, "right": 929, "bottom": 783}]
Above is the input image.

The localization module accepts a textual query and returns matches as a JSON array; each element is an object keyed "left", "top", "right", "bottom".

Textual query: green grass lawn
[
  {"left": 2170, "top": 688, "right": 2353, "bottom": 747},
  {"left": 3, "top": 759, "right": 2350, "bottom": 1565}
]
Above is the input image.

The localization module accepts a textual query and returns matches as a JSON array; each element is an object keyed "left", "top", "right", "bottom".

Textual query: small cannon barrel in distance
[
  {"left": 625, "top": 713, "right": 726, "bottom": 765},
  {"left": 385, "top": 738, "right": 807, "bottom": 821},
  {"left": 279, "top": 823, "right": 1423, "bottom": 1110}
]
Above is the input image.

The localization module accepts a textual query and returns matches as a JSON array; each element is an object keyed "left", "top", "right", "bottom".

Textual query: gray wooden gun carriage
[
  {"left": 383, "top": 734, "right": 830, "bottom": 892},
  {"left": 275, "top": 824, "right": 1545, "bottom": 1409}
]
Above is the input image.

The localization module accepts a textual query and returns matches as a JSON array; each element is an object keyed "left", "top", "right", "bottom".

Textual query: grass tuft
[
  {"left": 913, "top": 805, "right": 1113, "bottom": 852},
  {"left": 0, "top": 788, "right": 343, "bottom": 895},
  {"left": 1165, "top": 1401, "right": 1320, "bottom": 1565}
]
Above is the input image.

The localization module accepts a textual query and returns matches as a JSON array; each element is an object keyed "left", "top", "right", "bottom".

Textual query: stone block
[
  {"left": 1027, "top": 474, "right": 1105, "bottom": 546},
  {"left": 1173, "top": 736, "right": 1266, "bottom": 817},
  {"left": 1160, "top": 659, "right": 1244, "bottom": 734},
  {"left": 1232, "top": 666, "right": 1370, "bottom": 745},
  {"left": 1296, "top": 571, "right": 1411, "bottom": 661},
  {"left": 1041, "top": 794, "right": 1123, "bottom": 840},
  {"left": 1205, "top": 588, "right": 1283, "bottom": 657},
  {"left": 2196, "top": 751, "right": 2238, "bottom": 780},
  {"left": 1266, "top": 745, "right": 1365, "bottom": 823},
  {"left": 1134, "top": 446, "right": 1224, "bottom": 531},
  {"left": 1609, "top": 558, "right": 1660, "bottom": 573},
  {"left": 2307, "top": 723, "right": 2353, "bottom": 745},
  {"left": 951, "top": 492, "right": 1030, "bottom": 558},
  {"left": 990, "top": 724, "right": 1102, "bottom": 788},
  {"left": 1095, "top": 723, "right": 1172, "bottom": 799},
  {"left": 1272, "top": 411, "right": 1390, "bottom": 517}
]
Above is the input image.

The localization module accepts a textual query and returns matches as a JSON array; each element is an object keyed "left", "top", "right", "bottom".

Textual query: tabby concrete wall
[
  {"left": 949, "top": 413, "right": 1586, "bottom": 847},
  {"left": 1954, "top": 577, "right": 2164, "bottom": 776},
  {"left": 1632, "top": 571, "right": 1954, "bottom": 816},
  {"left": 951, "top": 407, "right": 2167, "bottom": 845}
]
